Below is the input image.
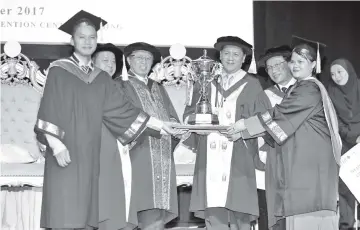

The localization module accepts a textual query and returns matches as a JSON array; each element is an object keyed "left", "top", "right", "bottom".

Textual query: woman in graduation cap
[
  {"left": 115, "top": 42, "right": 181, "bottom": 230},
  {"left": 227, "top": 36, "right": 342, "bottom": 230},
  {"left": 328, "top": 58, "right": 360, "bottom": 230},
  {"left": 34, "top": 11, "right": 182, "bottom": 230}
]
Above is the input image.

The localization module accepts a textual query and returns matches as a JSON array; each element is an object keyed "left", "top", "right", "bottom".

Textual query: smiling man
[
  {"left": 183, "top": 36, "right": 263, "bottom": 230},
  {"left": 116, "top": 42, "right": 181, "bottom": 230},
  {"left": 34, "top": 11, "right": 181, "bottom": 230},
  {"left": 240, "top": 45, "right": 296, "bottom": 230}
]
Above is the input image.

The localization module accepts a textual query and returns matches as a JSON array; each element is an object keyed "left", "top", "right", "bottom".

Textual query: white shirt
[
  {"left": 277, "top": 77, "right": 297, "bottom": 92},
  {"left": 221, "top": 69, "right": 247, "bottom": 90},
  {"left": 131, "top": 70, "right": 148, "bottom": 85},
  {"left": 72, "top": 53, "right": 94, "bottom": 70}
]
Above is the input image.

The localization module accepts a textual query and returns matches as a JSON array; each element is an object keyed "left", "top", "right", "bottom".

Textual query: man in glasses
[
  {"left": 263, "top": 46, "right": 296, "bottom": 95},
  {"left": 248, "top": 45, "right": 296, "bottom": 230},
  {"left": 115, "top": 42, "right": 181, "bottom": 230}
]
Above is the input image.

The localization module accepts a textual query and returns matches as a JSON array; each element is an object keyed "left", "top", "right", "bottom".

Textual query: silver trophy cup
[{"left": 187, "top": 50, "right": 222, "bottom": 125}]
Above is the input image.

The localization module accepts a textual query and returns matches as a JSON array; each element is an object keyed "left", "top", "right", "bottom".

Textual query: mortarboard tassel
[
  {"left": 248, "top": 48, "right": 257, "bottom": 74},
  {"left": 99, "top": 20, "right": 104, "bottom": 42},
  {"left": 122, "top": 55, "right": 128, "bottom": 81},
  {"left": 316, "top": 42, "right": 321, "bottom": 74}
]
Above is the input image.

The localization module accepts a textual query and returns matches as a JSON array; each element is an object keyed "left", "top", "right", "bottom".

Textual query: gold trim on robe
[
  {"left": 118, "top": 111, "right": 148, "bottom": 143},
  {"left": 261, "top": 111, "right": 288, "bottom": 142},
  {"left": 36, "top": 119, "right": 65, "bottom": 139}
]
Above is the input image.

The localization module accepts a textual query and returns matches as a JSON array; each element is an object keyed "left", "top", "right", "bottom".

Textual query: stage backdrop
[{"left": 1, "top": 0, "right": 254, "bottom": 47}]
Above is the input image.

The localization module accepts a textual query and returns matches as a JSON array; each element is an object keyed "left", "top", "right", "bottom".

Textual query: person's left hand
[
  {"left": 162, "top": 122, "right": 188, "bottom": 137},
  {"left": 226, "top": 119, "right": 246, "bottom": 135}
]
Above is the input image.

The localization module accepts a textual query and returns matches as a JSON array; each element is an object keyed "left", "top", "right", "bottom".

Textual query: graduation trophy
[{"left": 186, "top": 49, "right": 222, "bottom": 125}]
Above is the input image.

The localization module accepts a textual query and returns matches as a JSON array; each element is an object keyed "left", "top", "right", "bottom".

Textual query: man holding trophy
[
  {"left": 182, "top": 36, "right": 263, "bottom": 230},
  {"left": 116, "top": 42, "right": 181, "bottom": 230}
]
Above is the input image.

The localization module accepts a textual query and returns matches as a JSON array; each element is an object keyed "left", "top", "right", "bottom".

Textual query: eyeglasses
[
  {"left": 265, "top": 61, "right": 286, "bottom": 72},
  {"left": 131, "top": 55, "right": 153, "bottom": 62}
]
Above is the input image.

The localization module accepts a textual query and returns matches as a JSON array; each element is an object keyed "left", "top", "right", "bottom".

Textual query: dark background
[{"left": 254, "top": 1, "right": 360, "bottom": 88}]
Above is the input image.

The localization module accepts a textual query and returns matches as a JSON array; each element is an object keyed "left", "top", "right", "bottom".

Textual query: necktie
[
  {"left": 281, "top": 87, "right": 287, "bottom": 93},
  {"left": 81, "top": 65, "right": 90, "bottom": 74},
  {"left": 223, "top": 75, "right": 234, "bottom": 90}
]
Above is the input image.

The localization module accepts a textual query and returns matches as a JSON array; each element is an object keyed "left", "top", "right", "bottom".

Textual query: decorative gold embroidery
[
  {"left": 130, "top": 79, "right": 172, "bottom": 210},
  {"left": 36, "top": 119, "right": 65, "bottom": 139},
  {"left": 261, "top": 111, "right": 272, "bottom": 123},
  {"left": 261, "top": 111, "right": 288, "bottom": 142},
  {"left": 118, "top": 112, "right": 148, "bottom": 143}
]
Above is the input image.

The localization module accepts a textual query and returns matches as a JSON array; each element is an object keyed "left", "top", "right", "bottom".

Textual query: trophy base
[{"left": 187, "top": 113, "right": 219, "bottom": 125}]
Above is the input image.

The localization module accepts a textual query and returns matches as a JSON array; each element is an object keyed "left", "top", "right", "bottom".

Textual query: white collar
[
  {"left": 223, "top": 68, "right": 245, "bottom": 79},
  {"left": 277, "top": 77, "right": 297, "bottom": 89},
  {"left": 131, "top": 70, "right": 148, "bottom": 84},
  {"left": 72, "top": 53, "right": 94, "bottom": 70}
]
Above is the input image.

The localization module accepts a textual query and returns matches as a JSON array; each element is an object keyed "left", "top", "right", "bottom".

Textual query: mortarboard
[
  {"left": 291, "top": 35, "right": 326, "bottom": 73},
  {"left": 214, "top": 36, "right": 253, "bottom": 55},
  {"left": 123, "top": 42, "right": 162, "bottom": 81},
  {"left": 214, "top": 36, "right": 257, "bottom": 74},
  {"left": 258, "top": 45, "right": 292, "bottom": 67},
  {"left": 124, "top": 42, "right": 161, "bottom": 64},
  {"left": 93, "top": 43, "right": 124, "bottom": 77},
  {"left": 58, "top": 10, "right": 108, "bottom": 35}
]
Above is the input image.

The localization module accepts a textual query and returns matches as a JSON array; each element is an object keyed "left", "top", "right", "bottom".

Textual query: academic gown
[
  {"left": 183, "top": 72, "right": 263, "bottom": 221},
  {"left": 34, "top": 59, "right": 150, "bottom": 229},
  {"left": 116, "top": 73, "right": 179, "bottom": 225},
  {"left": 245, "top": 85, "right": 287, "bottom": 229},
  {"left": 98, "top": 79, "right": 164, "bottom": 230},
  {"left": 98, "top": 123, "right": 135, "bottom": 230},
  {"left": 244, "top": 80, "right": 339, "bottom": 221}
]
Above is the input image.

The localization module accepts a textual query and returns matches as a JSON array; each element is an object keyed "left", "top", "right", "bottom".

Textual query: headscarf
[{"left": 328, "top": 59, "right": 360, "bottom": 125}]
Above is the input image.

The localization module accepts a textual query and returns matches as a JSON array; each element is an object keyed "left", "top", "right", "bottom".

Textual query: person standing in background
[{"left": 328, "top": 58, "right": 360, "bottom": 230}]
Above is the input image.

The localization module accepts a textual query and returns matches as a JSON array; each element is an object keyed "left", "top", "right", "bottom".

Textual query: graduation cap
[
  {"left": 124, "top": 42, "right": 161, "bottom": 62},
  {"left": 58, "top": 10, "right": 107, "bottom": 36},
  {"left": 214, "top": 36, "right": 253, "bottom": 55},
  {"left": 123, "top": 42, "right": 162, "bottom": 80},
  {"left": 291, "top": 35, "right": 326, "bottom": 73},
  {"left": 93, "top": 43, "right": 124, "bottom": 77},
  {"left": 214, "top": 36, "right": 257, "bottom": 74},
  {"left": 258, "top": 45, "right": 292, "bottom": 67}
]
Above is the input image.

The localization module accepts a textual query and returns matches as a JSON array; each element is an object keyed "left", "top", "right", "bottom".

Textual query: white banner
[
  {"left": 340, "top": 143, "right": 360, "bottom": 202},
  {"left": 0, "top": 0, "right": 254, "bottom": 47}
]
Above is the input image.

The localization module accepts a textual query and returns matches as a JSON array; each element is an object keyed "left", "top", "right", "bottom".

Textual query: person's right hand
[
  {"left": 46, "top": 134, "right": 71, "bottom": 167},
  {"left": 54, "top": 148, "right": 71, "bottom": 167}
]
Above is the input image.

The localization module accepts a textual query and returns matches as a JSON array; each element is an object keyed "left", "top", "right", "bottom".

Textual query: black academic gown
[
  {"left": 34, "top": 58, "right": 150, "bottom": 229},
  {"left": 245, "top": 85, "right": 287, "bottom": 230},
  {"left": 244, "top": 80, "right": 339, "bottom": 221},
  {"left": 183, "top": 72, "right": 263, "bottom": 221}
]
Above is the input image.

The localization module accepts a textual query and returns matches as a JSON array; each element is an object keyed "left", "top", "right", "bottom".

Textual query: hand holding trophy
[{"left": 170, "top": 49, "right": 229, "bottom": 134}]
